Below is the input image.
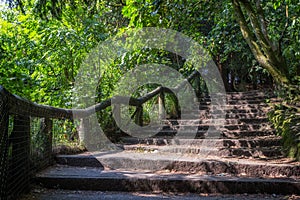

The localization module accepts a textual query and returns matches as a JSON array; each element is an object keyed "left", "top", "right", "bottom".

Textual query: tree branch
[
  {"left": 255, "top": 0, "right": 276, "bottom": 51},
  {"left": 239, "top": 0, "right": 274, "bottom": 58},
  {"left": 232, "top": 0, "right": 289, "bottom": 85},
  {"left": 231, "top": 0, "right": 263, "bottom": 60},
  {"left": 278, "top": 4, "right": 289, "bottom": 55},
  {"left": 238, "top": 0, "right": 288, "bottom": 80}
]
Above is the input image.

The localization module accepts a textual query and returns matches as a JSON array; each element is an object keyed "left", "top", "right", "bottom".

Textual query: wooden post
[
  {"left": 158, "top": 91, "right": 166, "bottom": 120},
  {"left": 135, "top": 106, "right": 143, "bottom": 126},
  {"left": 10, "top": 115, "right": 31, "bottom": 193},
  {"left": 174, "top": 96, "right": 180, "bottom": 119},
  {"left": 78, "top": 118, "right": 92, "bottom": 146},
  {"left": 0, "top": 95, "right": 9, "bottom": 200},
  {"left": 113, "top": 104, "right": 121, "bottom": 127},
  {"left": 44, "top": 118, "right": 53, "bottom": 165},
  {"left": 194, "top": 73, "right": 201, "bottom": 98}
]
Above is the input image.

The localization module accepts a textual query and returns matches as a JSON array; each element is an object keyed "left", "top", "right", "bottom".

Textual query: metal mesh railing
[
  {"left": 0, "top": 86, "right": 73, "bottom": 200},
  {"left": 7, "top": 115, "right": 31, "bottom": 199},
  {"left": 0, "top": 70, "right": 203, "bottom": 200},
  {"left": 0, "top": 90, "right": 9, "bottom": 200},
  {"left": 30, "top": 118, "right": 53, "bottom": 172}
]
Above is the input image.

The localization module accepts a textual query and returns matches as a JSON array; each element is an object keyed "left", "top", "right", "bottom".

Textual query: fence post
[
  {"left": 10, "top": 115, "right": 31, "bottom": 194},
  {"left": 194, "top": 73, "right": 201, "bottom": 98},
  {"left": 78, "top": 118, "right": 92, "bottom": 146},
  {"left": 135, "top": 106, "right": 143, "bottom": 126},
  {"left": 158, "top": 91, "right": 166, "bottom": 121},
  {"left": 44, "top": 118, "right": 53, "bottom": 165},
  {"left": 0, "top": 93, "right": 9, "bottom": 200},
  {"left": 113, "top": 104, "right": 121, "bottom": 127}
]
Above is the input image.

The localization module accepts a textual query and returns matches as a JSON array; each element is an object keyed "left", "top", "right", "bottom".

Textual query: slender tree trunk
[{"left": 231, "top": 0, "right": 291, "bottom": 87}]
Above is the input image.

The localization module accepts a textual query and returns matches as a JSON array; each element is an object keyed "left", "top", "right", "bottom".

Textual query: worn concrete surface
[{"left": 19, "top": 189, "right": 300, "bottom": 200}]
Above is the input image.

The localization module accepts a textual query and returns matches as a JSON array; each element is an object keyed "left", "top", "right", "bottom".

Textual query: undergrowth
[{"left": 268, "top": 82, "right": 300, "bottom": 161}]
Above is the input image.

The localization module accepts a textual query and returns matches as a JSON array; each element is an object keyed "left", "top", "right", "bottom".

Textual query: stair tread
[
  {"left": 19, "top": 189, "right": 296, "bottom": 200},
  {"left": 37, "top": 165, "right": 299, "bottom": 181},
  {"left": 121, "top": 136, "right": 281, "bottom": 141},
  {"left": 56, "top": 151, "right": 299, "bottom": 168},
  {"left": 36, "top": 164, "right": 300, "bottom": 195},
  {"left": 123, "top": 145, "right": 283, "bottom": 150},
  {"left": 122, "top": 145, "right": 283, "bottom": 157},
  {"left": 119, "top": 137, "right": 281, "bottom": 149},
  {"left": 36, "top": 91, "right": 299, "bottom": 196}
]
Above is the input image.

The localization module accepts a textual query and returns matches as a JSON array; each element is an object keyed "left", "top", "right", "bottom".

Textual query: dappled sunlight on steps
[{"left": 36, "top": 90, "right": 300, "bottom": 195}]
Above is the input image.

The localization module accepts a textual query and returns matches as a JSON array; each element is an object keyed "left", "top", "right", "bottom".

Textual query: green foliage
[
  {"left": 269, "top": 78, "right": 300, "bottom": 161},
  {"left": 1, "top": 0, "right": 300, "bottom": 149},
  {"left": 269, "top": 104, "right": 300, "bottom": 160},
  {"left": 267, "top": 0, "right": 300, "bottom": 80},
  {"left": 0, "top": 2, "right": 108, "bottom": 106}
]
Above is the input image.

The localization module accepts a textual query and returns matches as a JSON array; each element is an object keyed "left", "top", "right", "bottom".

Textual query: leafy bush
[{"left": 268, "top": 81, "right": 300, "bottom": 161}]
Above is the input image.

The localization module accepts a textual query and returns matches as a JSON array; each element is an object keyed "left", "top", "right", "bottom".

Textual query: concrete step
[
  {"left": 200, "top": 100, "right": 270, "bottom": 105},
  {"left": 200, "top": 95, "right": 278, "bottom": 102},
  {"left": 212, "top": 90, "right": 275, "bottom": 97},
  {"left": 123, "top": 145, "right": 283, "bottom": 158},
  {"left": 146, "top": 129, "right": 276, "bottom": 138},
  {"left": 196, "top": 105, "right": 270, "bottom": 112},
  {"left": 181, "top": 112, "right": 269, "bottom": 119},
  {"left": 53, "top": 152, "right": 300, "bottom": 178},
  {"left": 166, "top": 117, "right": 270, "bottom": 124},
  {"left": 149, "top": 125, "right": 273, "bottom": 134},
  {"left": 164, "top": 119, "right": 271, "bottom": 126},
  {"left": 183, "top": 109, "right": 269, "bottom": 114},
  {"left": 198, "top": 101, "right": 275, "bottom": 107},
  {"left": 222, "top": 130, "right": 276, "bottom": 138},
  {"left": 166, "top": 124, "right": 273, "bottom": 131},
  {"left": 20, "top": 189, "right": 297, "bottom": 200},
  {"left": 120, "top": 137, "right": 282, "bottom": 148},
  {"left": 35, "top": 165, "right": 300, "bottom": 195},
  {"left": 224, "top": 113, "right": 268, "bottom": 118}
]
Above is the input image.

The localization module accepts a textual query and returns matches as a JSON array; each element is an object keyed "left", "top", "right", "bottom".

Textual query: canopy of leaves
[{"left": 1, "top": 0, "right": 299, "bottom": 158}]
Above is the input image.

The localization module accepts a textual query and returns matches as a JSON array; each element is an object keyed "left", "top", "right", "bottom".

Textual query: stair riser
[
  {"left": 55, "top": 156, "right": 104, "bottom": 168},
  {"left": 152, "top": 130, "right": 275, "bottom": 138},
  {"left": 181, "top": 113, "right": 269, "bottom": 119},
  {"left": 123, "top": 147, "right": 283, "bottom": 158},
  {"left": 205, "top": 91, "right": 275, "bottom": 98},
  {"left": 36, "top": 177, "right": 300, "bottom": 195},
  {"left": 222, "top": 131, "right": 276, "bottom": 138},
  {"left": 173, "top": 125, "right": 273, "bottom": 131},
  {"left": 155, "top": 125, "right": 273, "bottom": 132},
  {"left": 121, "top": 138, "right": 282, "bottom": 148},
  {"left": 97, "top": 158, "right": 300, "bottom": 177},
  {"left": 200, "top": 100, "right": 270, "bottom": 105},
  {"left": 198, "top": 105, "right": 271, "bottom": 109}
]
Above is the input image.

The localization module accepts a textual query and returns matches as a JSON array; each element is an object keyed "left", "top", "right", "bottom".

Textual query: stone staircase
[
  {"left": 35, "top": 91, "right": 300, "bottom": 195},
  {"left": 119, "top": 90, "right": 282, "bottom": 159}
]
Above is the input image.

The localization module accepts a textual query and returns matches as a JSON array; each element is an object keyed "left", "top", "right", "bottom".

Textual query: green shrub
[{"left": 268, "top": 83, "right": 300, "bottom": 161}]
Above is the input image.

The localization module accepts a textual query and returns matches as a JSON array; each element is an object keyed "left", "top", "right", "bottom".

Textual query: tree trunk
[{"left": 232, "top": 0, "right": 291, "bottom": 87}]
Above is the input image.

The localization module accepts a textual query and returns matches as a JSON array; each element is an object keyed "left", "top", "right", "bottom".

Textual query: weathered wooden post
[
  {"left": 0, "top": 92, "right": 9, "bottom": 200},
  {"left": 10, "top": 115, "right": 31, "bottom": 193},
  {"left": 44, "top": 118, "right": 53, "bottom": 165},
  {"left": 194, "top": 73, "right": 201, "bottom": 98},
  {"left": 78, "top": 118, "right": 92, "bottom": 146},
  {"left": 113, "top": 104, "right": 121, "bottom": 127},
  {"left": 158, "top": 91, "right": 166, "bottom": 121},
  {"left": 135, "top": 106, "right": 143, "bottom": 126}
]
